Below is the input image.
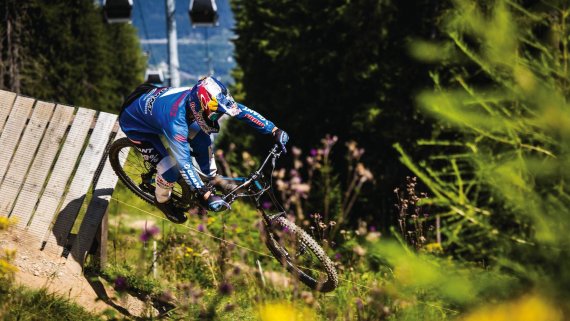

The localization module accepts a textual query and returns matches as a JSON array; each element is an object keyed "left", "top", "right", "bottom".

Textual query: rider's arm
[
  {"left": 230, "top": 103, "right": 276, "bottom": 135},
  {"left": 229, "top": 103, "right": 288, "bottom": 152}
]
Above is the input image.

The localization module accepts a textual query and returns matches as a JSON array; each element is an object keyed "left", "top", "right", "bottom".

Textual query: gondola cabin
[
  {"left": 103, "top": 0, "right": 133, "bottom": 24},
  {"left": 189, "top": 0, "right": 219, "bottom": 27},
  {"left": 145, "top": 69, "right": 164, "bottom": 85}
]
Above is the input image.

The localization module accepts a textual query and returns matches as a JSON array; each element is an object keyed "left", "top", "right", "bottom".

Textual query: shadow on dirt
[{"left": 48, "top": 187, "right": 176, "bottom": 318}]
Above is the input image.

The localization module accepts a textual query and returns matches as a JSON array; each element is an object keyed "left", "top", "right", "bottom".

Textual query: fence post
[{"left": 95, "top": 209, "right": 109, "bottom": 270}]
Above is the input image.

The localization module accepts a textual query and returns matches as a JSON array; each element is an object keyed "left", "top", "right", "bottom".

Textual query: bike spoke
[{"left": 117, "top": 143, "right": 186, "bottom": 201}]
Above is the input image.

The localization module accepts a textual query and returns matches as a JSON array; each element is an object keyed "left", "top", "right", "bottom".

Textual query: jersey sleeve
[
  {"left": 162, "top": 116, "right": 205, "bottom": 190},
  {"left": 230, "top": 103, "right": 276, "bottom": 135}
]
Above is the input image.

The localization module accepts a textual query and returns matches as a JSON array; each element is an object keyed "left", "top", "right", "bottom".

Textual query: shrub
[{"left": 398, "top": 0, "right": 570, "bottom": 310}]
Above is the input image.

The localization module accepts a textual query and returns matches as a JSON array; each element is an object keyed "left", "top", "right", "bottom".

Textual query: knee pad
[{"left": 155, "top": 157, "right": 179, "bottom": 203}]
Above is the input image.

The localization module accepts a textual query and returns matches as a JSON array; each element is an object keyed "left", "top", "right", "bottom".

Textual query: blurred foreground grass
[{"left": 100, "top": 179, "right": 564, "bottom": 320}]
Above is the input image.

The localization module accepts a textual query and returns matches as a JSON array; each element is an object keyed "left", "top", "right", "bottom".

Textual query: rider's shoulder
[{"left": 159, "top": 87, "right": 192, "bottom": 99}]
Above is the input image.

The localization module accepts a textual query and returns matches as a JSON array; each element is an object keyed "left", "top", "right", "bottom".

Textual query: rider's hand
[
  {"left": 198, "top": 188, "right": 231, "bottom": 212},
  {"left": 272, "top": 128, "right": 289, "bottom": 154},
  {"left": 206, "top": 194, "right": 231, "bottom": 212}
]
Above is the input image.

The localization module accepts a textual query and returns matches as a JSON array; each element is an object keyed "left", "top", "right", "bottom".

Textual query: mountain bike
[{"left": 108, "top": 138, "right": 338, "bottom": 292}]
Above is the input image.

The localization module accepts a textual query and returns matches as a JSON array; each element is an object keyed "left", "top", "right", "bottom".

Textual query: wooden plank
[
  {"left": 0, "top": 90, "right": 17, "bottom": 134},
  {"left": 11, "top": 105, "right": 75, "bottom": 228},
  {"left": 26, "top": 108, "right": 96, "bottom": 242},
  {"left": 69, "top": 130, "right": 126, "bottom": 268},
  {"left": 0, "top": 101, "right": 55, "bottom": 217},
  {"left": 0, "top": 96, "right": 35, "bottom": 183},
  {"left": 44, "top": 112, "right": 117, "bottom": 254}
]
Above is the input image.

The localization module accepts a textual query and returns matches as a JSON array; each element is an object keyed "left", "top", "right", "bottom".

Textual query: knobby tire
[{"left": 265, "top": 216, "right": 338, "bottom": 292}]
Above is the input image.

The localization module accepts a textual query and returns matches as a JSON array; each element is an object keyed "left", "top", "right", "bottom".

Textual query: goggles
[{"left": 208, "top": 111, "right": 221, "bottom": 121}]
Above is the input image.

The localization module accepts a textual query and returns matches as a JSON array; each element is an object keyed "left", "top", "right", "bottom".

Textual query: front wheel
[{"left": 265, "top": 216, "right": 338, "bottom": 292}]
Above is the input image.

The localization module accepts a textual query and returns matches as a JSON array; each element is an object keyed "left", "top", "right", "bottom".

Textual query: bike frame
[{"left": 218, "top": 145, "right": 286, "bottom": 225}]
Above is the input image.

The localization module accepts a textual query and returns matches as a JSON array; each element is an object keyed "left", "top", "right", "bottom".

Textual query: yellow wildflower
[
  {"left": 0, "top": 217, "right": 15, "bottom": 230},
  {"left": 0, "top": 259, "right": 18, "bottom": 275},
  {"left": 258, "top": 302, "right": 316, "bottom": 321},
  {"left": 424, "top": 242, "right": 443, "bottom": 253},
  {"left": 462, "top": 294, "right": 562, "bottom": 321}
]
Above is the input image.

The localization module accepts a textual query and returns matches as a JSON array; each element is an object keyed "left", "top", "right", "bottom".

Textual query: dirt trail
[{"left": 0, "top": 229, "right": 153, "bottom": 318}]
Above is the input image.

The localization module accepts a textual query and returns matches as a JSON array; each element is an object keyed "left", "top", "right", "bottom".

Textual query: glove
[
  {"left": 198, "top": 188, "right": 231, "bottom": 212},
  {"left": 206, "top": 194, "right": 231, "bottom": 212},
  {"left": 273, "top": 128, "right": 289, "bottom": 153}
]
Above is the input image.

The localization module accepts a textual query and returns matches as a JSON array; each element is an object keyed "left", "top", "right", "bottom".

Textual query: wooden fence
[{"left": 0, "top": 89, "right": 126, "bottom": 271}]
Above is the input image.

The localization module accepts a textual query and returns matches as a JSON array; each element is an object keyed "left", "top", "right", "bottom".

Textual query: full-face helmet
[{"left": 188, "top": 76, "right": 239, "bottom": 134}]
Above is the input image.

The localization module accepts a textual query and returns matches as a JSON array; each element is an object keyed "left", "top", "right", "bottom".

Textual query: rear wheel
[
  {"left": 108, "top": 137, "right": 194, "bottom": 211},
  {"left": 265, "top": 216, "right": 338, "bottom": 292}
]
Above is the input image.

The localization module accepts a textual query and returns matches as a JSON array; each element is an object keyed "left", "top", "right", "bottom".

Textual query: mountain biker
[{"left": 118, "top": 76, "right": 289, "bottom": 224}]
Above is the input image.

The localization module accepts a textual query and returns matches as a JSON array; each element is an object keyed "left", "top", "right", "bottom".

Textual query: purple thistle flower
[
  {"left": 335, "top": 253, "right": 342, "bottom": 260},
  {"left": 355, "top": 298, "right": 364, "bottom": 310},
  {"left": 114, "top": 276, "right": 128, "bottom": 291},
  {"left": 198, "top": 224, "right": 205, "bottom": 232},
  {"left": 262, "top": 201, "right": 272, "bottom": 209},
  {"left": 218, "top": 281, "right": 233, "bottom": 296},
  {"left": 310, "top": 148, "right": 318, "bottom": 157},
  {"left": 140, "top": 232, "right": 150, "bottom": 242},
  {"left": 148, "top": 225, "right": 160, "bottom": 235},
  {"left": 233, "top": 266, "right": 241, "bottom": 275},
  {"left": 139, "top": 225, "right": 159, "bottom": 242}
]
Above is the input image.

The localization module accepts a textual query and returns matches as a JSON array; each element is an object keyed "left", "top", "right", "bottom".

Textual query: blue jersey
[{"left": 119, "top": 86, "right": 276, "bottom": 189}]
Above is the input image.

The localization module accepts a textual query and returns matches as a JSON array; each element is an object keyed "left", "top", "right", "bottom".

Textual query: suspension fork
[{"left": 245, "top": 176, "right": 283, "bottom": 226}]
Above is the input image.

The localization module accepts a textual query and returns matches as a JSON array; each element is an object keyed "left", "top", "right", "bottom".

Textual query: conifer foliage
[
  {"left": 0, "top": 0, "right": 145, "bottom": 112},
  {"left": 229, "top": 0, "right": 442, "bottom": 220},
  {"left": 400, "top": 0, "right": 570, "bottom": 296}
]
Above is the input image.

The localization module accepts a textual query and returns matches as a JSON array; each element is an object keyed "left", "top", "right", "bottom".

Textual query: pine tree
[
  {"left": 400, "top": 0, "right": 570, "bottom": 297},
  {"left": 228, "top": 0, "right": 444, "bottom": 222},
  {"left": 0, "top": 0, "right": 145, "bottom": 112}
]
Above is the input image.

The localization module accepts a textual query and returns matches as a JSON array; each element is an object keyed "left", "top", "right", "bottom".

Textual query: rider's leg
[
  {"left": 119, "top": 102, "right": 187, "bottom": 223},
  {"left": 128, "top": 139, "right": 162, "bottom": 167},
  {"left": 155, "top": 157, "right": 178, "bottom": 203},
  {"left": 124, "top": 132, "right": 180, "bottom": 203}
]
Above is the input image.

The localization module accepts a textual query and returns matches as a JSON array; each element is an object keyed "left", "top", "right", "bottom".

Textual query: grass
[
  {"left": 103, "top": 186, "right": 465, "bottom": 320},
  {"left": 102, "top": 183, "right": 563, "bottom": 321},
  {"left": 98, "top": 143, "right": 564, "bottom": 320},
  {"left": 0, "top": 283, "right": 101, "bottom": 321},
  {"left": 0, "top": 218, "right": 103, "bottom": 320}
]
